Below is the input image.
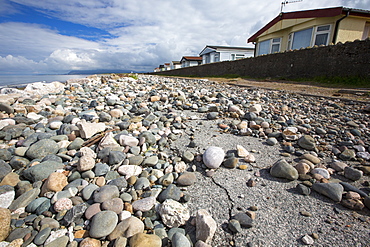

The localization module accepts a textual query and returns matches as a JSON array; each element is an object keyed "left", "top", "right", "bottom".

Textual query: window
[
  {"left": 257, "top": 38, "right": 281, "bottom": 55},
  {"left": 362, "top": 22, "right": 370, "bottom": 40},
  {"left": 231, "top": 54, "right": 245, "bottom": 60},
  {"left": 314, "top": 25, "right": 331, "bottom": 46},
  {"left": 288, "top": 24, "right": 332, "bottom": 50},
  {"left": 291, "top": 28, "right": 313, "bottom": 50},
  {"left": 214, "top": 53, "right": 220, "bottom": 62}
]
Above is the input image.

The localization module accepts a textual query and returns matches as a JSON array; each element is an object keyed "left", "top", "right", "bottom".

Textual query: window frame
[
  {"left": 287, "top": 24, "right": 332, "bottom": 50},
  {"left": 257, "top": 37, "right": 282, "bottom": 56}
]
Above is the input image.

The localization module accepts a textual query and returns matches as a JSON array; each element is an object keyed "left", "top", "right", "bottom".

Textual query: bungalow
[
  {"left": 170, "top": 61, "right": 182, "bottom": 70},
  {"left": 248, "top": 6, "right": 370, "bottom": 56},
  {"left": 164, "top": 63, "right": 171, "bottom": 71},
  {"left": 158, "top": 65, "right": 165, "bottom": 71},
  {"left": 180, "top": 56, "right": 202, "bottom": 68},
  {"left": 199, "top": 45, "right": 254, "bottom": 64}
]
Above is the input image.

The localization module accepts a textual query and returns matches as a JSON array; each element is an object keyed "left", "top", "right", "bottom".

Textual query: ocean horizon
[{"left": 0, "top": 74, "right": 89, "bottom": 88}]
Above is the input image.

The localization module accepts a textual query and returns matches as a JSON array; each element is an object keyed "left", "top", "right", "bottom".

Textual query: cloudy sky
[{"left": 0, "top": 0, "right": 368, "bottom": 74}]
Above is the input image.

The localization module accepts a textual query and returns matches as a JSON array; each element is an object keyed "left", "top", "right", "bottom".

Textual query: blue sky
[{"left": 0, "top": 0, "right": 368, "bottom": 74}]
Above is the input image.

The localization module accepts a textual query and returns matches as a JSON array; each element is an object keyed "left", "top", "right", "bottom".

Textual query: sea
[{"left": 0, "top": 74, "right": 89, "bottom": 88}]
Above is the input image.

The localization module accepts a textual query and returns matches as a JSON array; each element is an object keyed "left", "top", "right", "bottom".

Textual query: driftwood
[{"left": 82, "top": 129, "right": 116, "bottom": 147}]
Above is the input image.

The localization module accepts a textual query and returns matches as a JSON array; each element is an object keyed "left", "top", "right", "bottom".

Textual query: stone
[
  {"left": 85, "top": 203, "right": 101, "bottom": 220},
  {"left": 341, "top": 199, "right": 364, "bottom": 211},
  {"left": 118, "top": 165, "right": 142, "bottom": 179},
  {"left": 266, "top": 137, "right": 278, "bottom": 146},
  {"left": 108, "top": 216, "right": 144, "bottom": 240},
  {"left": 0, "top": 185, "right": 14, "bottom": 209},
  {"left": 339, "top": 149, "right": 356, "bottom": 161},
  {"left": 142, "top": 156, "right": 159, "bottom": 167},
  {"left": 158, "top": 184, "right": 182, "bottom": 202},
  {"left": 302, "top": 235, "right": 314, "bottom": 245},
  {"left": 44, "top": 236, "right": 69, "bottom": 247},
  {"left": 9, "top": 188, "right": 40, "bottom": 211},
  {"left": 233, "top": 213, "right": 253, "bottom": 228},
  {"left": 249, "top": 104, "right": 262, "bottom": 113},
  {"left": 228, "top": 219, "right": 242, "bottom": 233},
  {"left": 77, "top": 120, "right": 106, "bottom": 139},
  {"left": 300, "top": 153, "right": 320, "bottom": 164},
  {"left": 196, "top": 209, "right": 217, "bottom": 244},
  {"left": 93, "top": 185, "right": 119, "bottom": 203},
  {"left": 295, "top": 162, "right": 311, "bottom": 175},
  {"left": 79, "top": 238, "right": 101, "bottom": 247},
  {"left": 0, "top": 103, "right": 14, "bottom": 114},
  {"left": 203, "top": 146, "right": 225, "bottom": 169},
  {"left": 101, "top": 198, "right": 124, "bottom": 214},
  {"left": 311, "top": 168, "right": 330, "bottom": 179},
  {"left": 129, "top": 233, "right": 161, "bottom": 247},
  {"left": 0, "top": 208, "right": 11, "bottom": 241},
  {"left": 172, "top": 232, "right": 191, "bottom": 247},
  {"left": 54, "top": 198, "right": 73, "bottom": 212},
  {"left": 223, "top": 157, "right": 238, "bottom": 169},
  {"left": 119, "top": 135, "right": 139, "bottom": 147},
  {"left": 236, "top": 145, "right": 249, "bottom": 157},
  {"left": 176, "top": 172, "right": 197, "bottom": 186},
  {"left": 344, "top": 167, "right": 363, "bottom": 181},
  {"left": 22, "top": 161, "right": 64, "bottom": 183},
  {"left": 25, "top": 139, "right": 59, "bottom": 160},
  {"left": 297, "top": 135, "right": 316, "bottom": 151},
  {"left": 312, "top": 183, "right": 343, "bottom": 202},
  {"left": 41, "top": 172, "right": 68, "bottom": 196},
  {"left": 89, "top": 211, "right": 118, "bottom": 238},
  {"left": 81, "top": 183, "right": 99, "bottom": 201},
  {"left": 270, "top": 159, "right": 298, "bottom": 180},
  {"left": 330, "top": 161, "right": 347, "bottom": 172},
  {"left": 0, "top": 161, "right": 12, "bottom": 181},
  {"left": 182, "top": 151, "right": 194, "bottom": 163},
  {"left": 296, "top": 184, "right": 311, "bottom": 196},
  {"left": 339, "top": 182, "right": 368, "bottom": 197},
  {"left": 132, "top": 197, "right": 156, "bottom": 212},
  {"left": 0, "top": 173, "right": 20, "bottom": 187},
  {"left": 157, "top": 199, "right": 190, "bottom": 228},
  {"left": 195, "top": 240, "right": 212, "bottom": 247},
  {"left": 62, "top": 203, "right": 88, "bottom": 226}
]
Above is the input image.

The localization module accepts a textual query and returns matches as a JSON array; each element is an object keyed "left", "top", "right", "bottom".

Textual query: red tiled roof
[
  {"left": 182, "top": 56, "right": 202, "bottom": 61},
  {"left": 247, "top": 6, "right": 370, "bottom": 43}
]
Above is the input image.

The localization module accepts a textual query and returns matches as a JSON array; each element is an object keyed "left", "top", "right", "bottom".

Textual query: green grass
[{"left": 289, "top": 76, "right": 370, "bottom": 88}]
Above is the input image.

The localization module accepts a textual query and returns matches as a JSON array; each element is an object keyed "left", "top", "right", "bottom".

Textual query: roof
[
  {"left": 181, "top": 56, "right": 202, "bottom": 61},
  {"left": 171, "top": 61, "right": 181, "bottom": 64},
  {"left": 248, "top": 6, "right": 370, "bottom": 42},
  {"left": 199, "top": 45, "right": 254, "bottom": 55}
]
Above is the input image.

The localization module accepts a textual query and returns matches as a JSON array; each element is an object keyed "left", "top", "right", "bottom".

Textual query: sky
[{"left": 0, "top": 0, "right": 369, "bottom": 74}]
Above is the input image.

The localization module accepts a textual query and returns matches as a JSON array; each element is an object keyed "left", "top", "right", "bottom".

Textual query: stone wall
[{"left": 152, "top": 39, "right": 370, "bottom": 80}]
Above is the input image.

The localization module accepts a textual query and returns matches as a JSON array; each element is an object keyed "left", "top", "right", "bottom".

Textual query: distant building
[
  {"left": 153, "top": 67, "right": 160, "bottom": 72},
  {"left": 180, "top": 56, "right": 202, "bottom": 68},
  {"left": 164, "top": 63, "right": 171, "bottom": 71},
  {"left": 159, "top": 64, "right": 165, "bottom": 71},
  {"left": 170, "top": 61, "right": 181, "bottom": 70},
  {"left": 248, "top": 6, "right": 370, "bottom": 56},
  {"left": 199, "top": 45, "right": 254, "bottom": 64}
]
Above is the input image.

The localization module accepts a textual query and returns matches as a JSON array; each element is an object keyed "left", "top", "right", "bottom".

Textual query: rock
[
  {"left": 132, "top": 197, "right": 156, "bottom": 212},
  {"left": 270, "top": 159, "right": 298, "bottom": 180},
  {"left": 339, "top": 149, "right": 356, "bottom": 161},
  {"left": 236, "top": 145, "right": 249, "bottom": 157},
  {"left": 330, "top": 161, "right": 347, "bottom": 172},
  {"left": 0, "top": 208, "right": 10, "bottom": 241},
  {"left": 9, "top": 188, "right": 40, "bottom": 211},
  {"left": 311, "top": 168, "right": 330, "bottom": 179},
  {"left": 0, "top": 161, "right": 12, "bottom": 181},
  {"left": 203, "top": 146, "right": 225, "bottom": 169},
  {"left": 296, "top": 184, "right": 311, "bottom": 196},
  {"left": 22, "top": 161, "right": 64, "bottom": 183},
  {"left": 158, "top": 184, "right": 182, "bottom": 202},
  {"left": 0, "top": 185, "right": 14, "bottom": 209},
  {"left": 85, "top": 203, "right": 101, "bottom": 220},
  {"left": 297, "top": 135, "right": 316, "bottom": 151},
  {"left": 302, "top": 235, "right": 314, "bottom": 245},
  {"left": 223, "top": 157, "right": 238, "bottom": 169},
  {"left": 172, "top": 232, "right": 191, "bottom": 247},
  {"left": 249, "top": 104, "right": 262, "bottom": 113},
  {"left": 62, "top": 203, "right": 88, "bottom": 226},
  {"left": 89, "top": 211, "right": 118, "bottom": 238},
  {"left": 176, "top": 172, "right": 197, "bottom": 186},
  {"left": 93, "top": 185, "right": 119, "bottom": 203},
  {"left": 54, "top": 198, "right": 73, "bottom": 212},
  {"left": 364, "top": 196, "right": 370, "bottom": 210},
  {"left": 129, "top": 233, "right": 161, "bottom": 247},
  {"left": 266, "top": 137, "right": 278, "bottom": 146},
  {"left": 79, "top": 237, "right": 101, "bottom": 247},
  {"left": 157, "top": 199, "right": 190, "bottom": 228},
  {"left": 108, "top": 216, "right": 144, "bottom": 240},
  {"left": 134, "top": 177, "right": 150, "bottom": 190},
  {"left": 44, "top": 236, "right": 69, "bottom": 247},
  {"left": 34, "top": 227, "right": 51, "bottom": 245},
  {"left": 295, "top": 162, "right": 311, "bottom": 175},
  {"left": 142, "top": 156, "right": 159, "bottom": 167},
  {"left": 344, "top": 167, "right": 363, "bottom": 181},
  {"left": 300, "top": 153, "right": 320, "bottom": 164},
  {"left": 233, "top": 213, "right": 253, "bottom": 228},
  {"left": 25, "top": 139, "right": 59, "bottom": 160},
  {"left": 196, "top": 209, "right": 217, "bottom": 244},
  {"left": 101, "top": 198, "right": 123, "bottom": 214},
  {"left": 118, "top": 165, "right": 142, "bottom": 179},
  {"left": 41, "top": 172, "right": 68, "bottom": 196},
  {"left": 77, "top": 120, "right": 106, "bottom": 139},
  {"left": 228, "top": 219, "right": 242, "bottom": 233},
  {"left": 312, "top": 183, "right": 343, "bottom": 202},
  {"left": 339, "top": 182, "right": 368, "bottom": 197},
  {"left": 0, "top": 172, "right": 19, "bottom": 187},
  {"left": 341, "top": 199, "right": 364, "bottom": 210},
  {"left": 195, "top": 240, "right": 212, "bottom": 247},
  {"left": 119, "top": 135, "right": 139, "bottom": 147}
]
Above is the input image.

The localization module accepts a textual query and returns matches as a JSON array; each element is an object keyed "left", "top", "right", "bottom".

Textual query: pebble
[
  {"left": 176, "top": 172, "right": 197, "bottom": 186},
  {"left": 203, "top": 146, "right": 225, "bottom": 169},
  {"left": 302, "top": 234, "right": 314, "bottom": 245},
  {"left": 312, "top": 183, "right": 344, "bottom": 202},
  {"left": 233, "top": 213, "right": 253, "bottom": 228},
  {"left": 196, "top": 209, "right": 217, "bottom": 244},
  {"left": 129, "top": 233, "right": 162, "bottom": 247},
  {"left": 108, "top": 216, "right": 144, "bottom": 240},
  {"left": 344, "top": 167, "right": 363, "bottom": 181},
  {"left": 89, "top": 211, "right": 118, "bottom": 238},
  {"left": 270, "top": 159, "right": 298, "bottom": 180}
]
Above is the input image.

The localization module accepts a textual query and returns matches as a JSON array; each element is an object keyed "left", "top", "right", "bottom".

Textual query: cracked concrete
[{"left": 171, "top": 111, "right": 370, "bottom": 247}]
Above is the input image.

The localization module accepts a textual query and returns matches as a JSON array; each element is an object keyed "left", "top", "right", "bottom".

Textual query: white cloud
[{"left": 1, "top": 0, "right": 368, "bottom": 74}]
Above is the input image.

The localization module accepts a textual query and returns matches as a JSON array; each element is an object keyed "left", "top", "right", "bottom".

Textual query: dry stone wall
[{"left": 152, "top": 39, "right": 370, "bottom": 80}]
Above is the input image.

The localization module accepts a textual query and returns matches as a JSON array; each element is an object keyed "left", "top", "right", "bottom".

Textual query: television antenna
[{"left": 281, "top": 0, "right": 303, "bottom": 13}]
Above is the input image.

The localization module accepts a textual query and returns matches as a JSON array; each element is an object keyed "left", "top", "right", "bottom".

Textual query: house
[
  {"left": 164, "top": 63, "right": 171, "bottom": 71},
  {"left": 170, "top": 61, "right": 181, "bottom": 70},
  {"left": 158, "top": 65, "right": 165, "bottom": 71},
  {"left": 153, "top": 67, "right": 160, "bottom": 72},
  {"left": 199, "top": 45, "right": 254, "bottom": 64},
  {"left": 180, "top": 56, "right": 202, "bottom": 68},
  {"left": 248, "top": 6, "right": 370, "bottom": 56}
]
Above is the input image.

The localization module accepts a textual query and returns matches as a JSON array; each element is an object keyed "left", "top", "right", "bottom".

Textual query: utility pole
[{"left": 281, "top": 0, "right": 303, "bottom": 13}]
